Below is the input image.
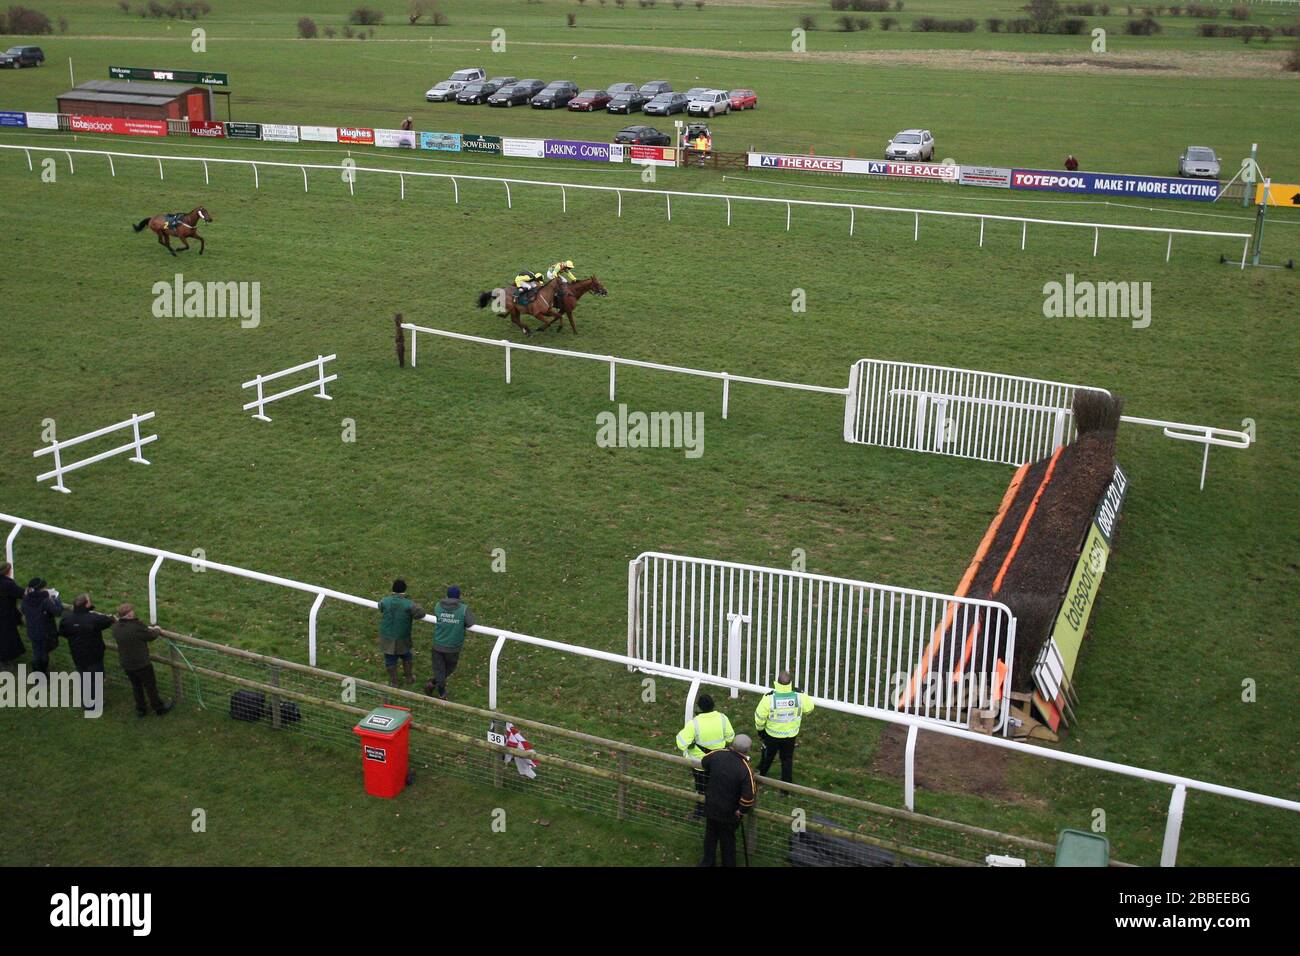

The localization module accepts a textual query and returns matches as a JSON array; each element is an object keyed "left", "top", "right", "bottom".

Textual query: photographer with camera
[{"left": 21, "top": 577, "right": 63, "bottom": 677}]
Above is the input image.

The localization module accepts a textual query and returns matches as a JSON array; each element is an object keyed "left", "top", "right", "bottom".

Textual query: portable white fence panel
[
  {"left": 32, "top": 412, "right": 158, "bottom": 493},
  {"left": 628, "top": 552, "right": 1018, "bottom": 733},
  {"left": 241, "top": 354, "right": 338, "bottom": 422},
  {"left": 844, "top": 359, "right": 1105, "bottom": 467}
]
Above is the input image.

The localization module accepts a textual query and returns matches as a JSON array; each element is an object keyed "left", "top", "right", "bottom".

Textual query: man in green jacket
[
  {"left": 112, "top": 603, "right": 172, "bottom": 717},
  {"left": 426, "top": 586, "right": 475, "bottom": 700},
  {"left": 377, "top": 579, "right": 425, "bottom": 687}
]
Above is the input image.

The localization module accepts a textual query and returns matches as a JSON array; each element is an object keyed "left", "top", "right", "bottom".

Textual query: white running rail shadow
[
  {"left": 1, "top": 511, "right": 1296, "bottom": 865},
  {"left": 0, "top": 144, "right": 1254, "bottom": 267},
  {"left": 242, "top": 354, "right": 337, "bottom": 422},
  {"left": 32, "top": 412, "right": 157, "bottom": 493}
]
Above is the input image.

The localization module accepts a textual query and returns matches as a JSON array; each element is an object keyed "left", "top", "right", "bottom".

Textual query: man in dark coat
[
  {"left": 698, "top": 734, "right": 757, "bottom": 868},
  {"left": 0, "top": 562, "right": 25, "bottom": 666},
  {"left": 59, "top": 594, "right": 114, "bottom": 713},
  {"left": 112, "top": 603, "right": 172, "bottom": 717},
  {"left": 21, "top": 577, "right": 63, "bottom": 677}
]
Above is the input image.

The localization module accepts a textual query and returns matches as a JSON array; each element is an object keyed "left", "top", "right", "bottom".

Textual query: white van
[{"left": 686, "top": 89, "right": 731, "bottom": 118}]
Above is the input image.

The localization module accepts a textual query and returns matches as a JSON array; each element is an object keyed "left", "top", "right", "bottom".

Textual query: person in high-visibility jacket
[
  {"left": 676, "top": 694, "right": 735, "bottom": 818},
  {"left": 753, "top": 670, "right": 815, "bottom": 785}
]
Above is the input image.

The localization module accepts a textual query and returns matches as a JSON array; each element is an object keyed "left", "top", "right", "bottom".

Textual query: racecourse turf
[{"left": 0, "top": 0, "right": 1297, "bottom": 867}]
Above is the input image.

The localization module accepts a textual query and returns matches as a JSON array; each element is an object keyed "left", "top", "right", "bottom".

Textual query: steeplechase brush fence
[
  {"left": 0, "top": 144, "right": 1254, "bottom": 267},
  {"left": 241, "top": 354, "right": 337, "bottom": 422},
  {"left": 32, "top": 411, "right": 157, "bottom": 493}
]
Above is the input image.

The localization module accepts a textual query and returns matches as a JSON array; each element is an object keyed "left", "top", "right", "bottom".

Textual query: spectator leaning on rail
[
  {"left": 21, "top": 577, "right": 63, "bottom": 677},
  {"left": 378, "top": 579, "right": 425, "bottom": 688},
  {"left": 676, "top": 694, "right": 735, "bottom": 818},
  {"left": 753, "top": 670, "right": 815, "bottom": 788},
  {"left": 112, "top": 603, "right": 173, "bottom": 717},
  {"left": 58, "top": 594, "right": 114, "bottom": 713},
  {"left": 698, "top": 734, "right": 756, "bottom": 868},
  {"left": 0, "top": 563, "right": 25, "bottom": 668},
  {"left": 1064, "top": 154, "right": 1079, "bottom": 172},
  {"left": 426, "top": 586, "right": 474, "bottom": 701}
]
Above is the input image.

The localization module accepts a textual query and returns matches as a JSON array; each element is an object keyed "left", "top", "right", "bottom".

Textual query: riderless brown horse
[
  {"left": 476, "top": 276, "right": 565, "bottom": 335},
  {"left": 538, "top": 276, "right": 608, "bottom": 335},
  {"left": 132, "top": 205, "right": 213, "bottom": 256}
]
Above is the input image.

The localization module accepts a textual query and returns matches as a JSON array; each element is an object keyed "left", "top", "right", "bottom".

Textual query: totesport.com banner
[
  {"left": 69, "top": 114, "right": 168, "bottom": 137},
  {"left": 1011, "top": 168, "right": 1221, "bottom": 202},
  {"left": 747, "top": 151, "right": 959, "bottom": 182}
]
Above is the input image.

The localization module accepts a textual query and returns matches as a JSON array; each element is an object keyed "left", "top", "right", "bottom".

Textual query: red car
[
  {"left": 728, "top": 88, "right": 758, "bottom": 111},
  {"left": 568, "top": 89, "right": 612, "bottom": 112}
]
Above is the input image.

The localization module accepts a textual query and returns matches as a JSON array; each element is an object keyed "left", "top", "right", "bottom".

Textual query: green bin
[{"left": 1054, "top": 828, "right": 1110, "bottom": 867}]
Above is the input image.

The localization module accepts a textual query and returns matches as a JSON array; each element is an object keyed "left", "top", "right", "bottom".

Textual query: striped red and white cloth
[{"left": 504, "top": 722, "right": 538, "bottom": 779}]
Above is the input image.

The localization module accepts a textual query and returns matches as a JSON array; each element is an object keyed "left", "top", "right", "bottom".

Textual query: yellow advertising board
[{"left": 1255, "top": 182, "right": 1300, "bottom": 207}]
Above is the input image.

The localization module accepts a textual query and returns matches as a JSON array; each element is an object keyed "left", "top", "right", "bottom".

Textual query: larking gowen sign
[{"left": 110, "top": 66, "right": 230, "bottom": 86}]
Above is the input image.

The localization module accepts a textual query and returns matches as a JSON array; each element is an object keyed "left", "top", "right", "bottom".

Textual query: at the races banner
[
  {"left": 1011, "top": 168, "right": 1221, "bottom": 202},
  {"left": 24, "top": 111, "right": 60, "bottom": 129},
  {"left": 69, "top": 114, "right": 168, "bottom": 136},
  {"left": 959, "top": 165, "right": 1012, "bottom": 188},
  {"left": 503, "top": 137, "right": 546, "bottom": 159},
  {"left": 337, "top": 126, "right": 375, "bottom": 145},
  {"left": 543, "top": 139, "right": 621, "bottom": 162},
  {"left": 299, "top": 125, "right": 338, "bottom": 143},
  {"left": 418, "top": 131, "right": 461, "bottom": 151},
  {"left": 375, "top": 128, "right": 417, "bottom": 148},
  {"left": 461, "top": 133, "right": 502, "bottom": 154},
  {"left": 747, "top": 151, "right": 958, "bottom": 181},
  {"left": 629, "top": 144, "right": 677, "bottom": 167},
  {"left": 0, "top": 111, "right": 26, "bottom": 127},
  {"left": 224, "top": 121, "right": 261, "bottom": 140},
  {"left": 261, "top": 123, "right": 300, "bottom": 143},
  {"left": 188, "top": 120, "right": 225, "bottom": 138}
]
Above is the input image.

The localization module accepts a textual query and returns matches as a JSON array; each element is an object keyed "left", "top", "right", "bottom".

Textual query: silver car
[
  {"left": 885, "top": 129, "right": 934, "bottom": 161},
  {"left": 425, "top": 80, "right": 465, "bottom": 102},
  {"left": 1179, "top": 146, "right": 1221, "bottom": 179}
]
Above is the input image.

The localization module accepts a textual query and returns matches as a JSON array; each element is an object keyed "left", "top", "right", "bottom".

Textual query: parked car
[
  {"left": 643, "top": 92, "right": 689, "bottom": 117},
  {"left": 457, "top": 80, "right": 505, "bottom": 104},
  {"left": 638, "top": 81, "right": 673, "bottom": 101},
  {"left": 449, "top": 67, "right": 486, "bottom": 84},
  {"left": 885, "top": 129, "right": 935, "bottom": 161},
  {"left": 569, "top": 89, "right": 612, "bottom": 112},
  {"left": 426, "top": 79, "right": 466, "bottom": 102},
  {"left": 488, "top": 76, "right": 517, "bottom": 88},
  {"left": 607, "top": 91, "right": 647, "bottom": 114},
  {"left": 1179, "top": 146, "right": 1221, "bottom": 179},
  {"left": 728, "top": 88, "right": 758, "bottom": 110},
  {"left": 606, "top": 82, "right": 638, "bottom": 97},
  {"left": 682, "top": 87, "right": 710, "bottom": 100},
  {"left": 686, "top": 89, "right": 731, "bottom": 118},
  {"left": 488, "top": 79, "right": 545, "bottom": 107},
  {"left": 0, "top": 45, "right": 43, "bottom": 68},
  {"left": 532, "top": 81, "right": 579, "bottom": 109},
  {"left": 613, "top": 125, "right": 672, "bottom": 147}
]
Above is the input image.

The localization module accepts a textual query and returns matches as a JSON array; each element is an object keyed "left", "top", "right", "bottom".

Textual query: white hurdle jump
[
  {"left": 33, "top": 412, "right": 158, "bottom": 493},
  {"left": 241, "top": 354, "right": 338, "bottom": 422}
]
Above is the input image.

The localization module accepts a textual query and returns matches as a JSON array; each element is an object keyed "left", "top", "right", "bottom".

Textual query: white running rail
[
  {"left": 1, "top": 512, "right": 1297, "bottom": 864},
  {"left": 241, "top": 354, "right": 337, "bottom": 422},
  {"left": 32, "top": 412, "right": 157, "bottom": 493},
  {"left": 0, "top": 144, "right": 1254, "bottom": 266}
]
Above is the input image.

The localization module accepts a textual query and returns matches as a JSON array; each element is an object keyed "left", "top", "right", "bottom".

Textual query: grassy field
[{"left": 0, "top": 0, "right": 1297, "bottom": 867}]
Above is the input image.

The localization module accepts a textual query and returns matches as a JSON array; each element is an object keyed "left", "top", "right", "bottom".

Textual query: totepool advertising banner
[
  {"left": 261, "top": 123, "right": 300, "bottom": 143},
  {"left": 959, "top": 165, "right": 1013, "bottom": 189},
  {"left": 69, "top": 115, "right": 168, "bottom": 137},
  {"left": 747, "top": 151, "right": 958, "bottom": 181},
  {"left": 189, "top": 120, "right": 225, "bottom": 138},
  {"left": 418, "top": 131, "right": 461, "bottom": 152},
  {"left": 337, "top": 126, "right": 375, "bottom": 145},
  {"left": 299, "top": 125, "right": 338, "bottom": 143},
  {"left": 0, "top": 111, "right": 26, "bottom": 127},
  {"left": 1011, "top": 168, "right": 1220, "bottom": 202},
  {"left": 543, "top": 139, "right": 620, "bottom": 163},
  {"left": 503, "top": 137, "right": 546, "bottom": 159},
  {"left": 25, "top": 111, "right": 59, "bottom": 130},
  {"left": 461, "top": 134, "right": 502, "bottom": 154},
  {"left": 376, "top": 128, "right": 417, "bottom": 149},
  {"left": 224, "top": 121, "right": 262, "bottom": 140}
]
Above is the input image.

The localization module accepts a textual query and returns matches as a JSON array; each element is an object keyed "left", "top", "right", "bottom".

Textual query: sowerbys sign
[
  {"left": 110, "top": 66, "right": 230, "bottom": 86},
  {"left": 748, "top": 151, "right": 959, "bottom": 182}
]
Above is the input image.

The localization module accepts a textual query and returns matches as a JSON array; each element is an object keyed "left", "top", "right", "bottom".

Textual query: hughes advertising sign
[
  {"left": 418, "top": 131, "right": 461, "bottom": 152},
  {"left": 188, "top": 120, "right": 225, "bottom": 138},
  {"left": 544, "top": 139, "right": 618, "bottom": 163},
  {"left": 1012, "top": 168, "right": 1220, "bottom": 202},
  {"left": 337, "top": 126, "right": 375, "bottom": 145},
  {"left": 748, "top": 152, "right": 958, "bottom": 181},
  {"left": 461, "top": 134, "right": 502, "bottom": 154},
  {"left": 69, "top": 115, "right": 167, "bottom": 137}
]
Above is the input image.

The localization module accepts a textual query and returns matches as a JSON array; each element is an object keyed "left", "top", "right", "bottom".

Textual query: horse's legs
[
  {"left": 176, "top": 236, "right": 191, "bottom": 252},
  {"left": 159, "top": 231, "right": 176, "bottom": 257},
  {"left": 567, "top": 309, "right": 577, "bottom": 334},
  {"left": 193, "top": 230, "right": 205, "bottom": 255}
]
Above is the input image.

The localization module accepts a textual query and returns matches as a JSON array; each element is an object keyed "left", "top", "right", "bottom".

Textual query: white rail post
[
  {"left": 49, "top": 438, "right": 69, "bottom": 493},
  {"left": 979, "top": 217, "right": 985, "bottom": 247},
  {"left": 684, "top": 677, "right": 701, "bottom": 727},
  {"left": 65, "top": 151, "right": 74, "bottom": 174},
  {"left": 488, "top": 635, "right": 507, "bottom": 709},
  {"left": 608, "top": 358, "right": 617, "bottom": 402},
  {"left": 504, "top": 341, "right": 512, "bottom": 384},
  {"left": 904, "top": 724, "right": 919, "bottom": 811},
  {"left": 202, "top": 160, "right": 209, "bottom": 185},
  {"left": 130, "top": 414, "right": 152, "bottom": 463},
  {"left": 308, "top": 592, "right": 325, "bottom": 666},
  {"left": 666, "top": 194, "right": 672, "bottom": 221},
  {"left": 315, "top": 356, "right": 332, "bottom": 400},
  {"left": 914, "top": 211, "right": 919, "bottom": 241},
  {"left": 301, "top": 166, "right": 308, "bottom": 192},
  {"left": 505, "top": 181, "right": 512, "bottom": 208},
  {"left": 616, "top": 189, "right": 622, "bottom": 218},
  {"left": 1165, "top": 233, "right": 1172, "bottom": 263},
  {"left": 24, "top": 148, "right": 32, "bottom": 170},
  {"left": 348, "top": 168, "right": 354, "bottom": 197},
  {"left": 1199, "top": 442, "right": 1211, "bottom": 491},
  {"left": 725, "top": 613, "right": 748, "bottom": 699},
  {"left": 1093, "top": 226, "right": 1099, "bottom": 257},
  {"left": 399, "top": 172, "right": 405, "bottom": 199},
  {"left": 1161, "top": 784, "right": 1187, "bottom": 867},
  {"left": 107, "top": 154, "right": 115, "bottom": 176},
  {"left": 157, "top": 157, "right": 164, "bottom": 180},
  {"left": 849, "top": 207, "right": 855, "bottom": 236},
  {"left": 252, "top": 163, "right": 259, "bottom": 189},
  {"left": 410, "top": 326, "right": 418, "bottom": 368},
  {"left": 721, "top": 372, "right": 730, "bottom": 419},
  {"left": 561, "top": 184, "right": 566, "bottom": 213},
  {"left": 252, "top": 378, "right": 270, "bottom": 422},
  {"left": 4, "top": 522, "right": 21, "bottom": 571},
  {"left": 786, "top": 202, "right": 791, "bottom": 231},
  {"left": 147, "top": 554, "right": 165, "bottom": 625},
  {"left": 726, "top": 197, "right": 732, "bottom": 226},
  {"left": 1022, "top": 221, "right": 1027, "bottom": 250},
  {"left": 451, "top": 176, "right": 459, "bottom": 203}
]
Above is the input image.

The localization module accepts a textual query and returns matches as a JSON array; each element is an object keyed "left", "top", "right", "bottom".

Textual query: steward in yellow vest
[
  {"left": 754, "top": 671, "right": 815, "bottom": 786},
  {"left": 676, "top": 694, "right": 735, "bottom": 818}
]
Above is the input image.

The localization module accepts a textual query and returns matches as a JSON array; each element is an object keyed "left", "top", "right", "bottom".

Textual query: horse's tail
[
  {"left": 132, "top": 218, "right": 151, "bottom": 233},
  {"left": 476, "top": 290, "right": 495, "bottom": 309}
]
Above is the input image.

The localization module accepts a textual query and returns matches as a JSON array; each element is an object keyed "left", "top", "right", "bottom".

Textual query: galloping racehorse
[
  {"left": 476, "top": 277, "right": 565, "bottom": 335},
  {"left": 538, "top": 276, "right": 608, "bottom": 335},
  {"left": 133, "top": 205, "right": 213, "bottom": 256}
]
